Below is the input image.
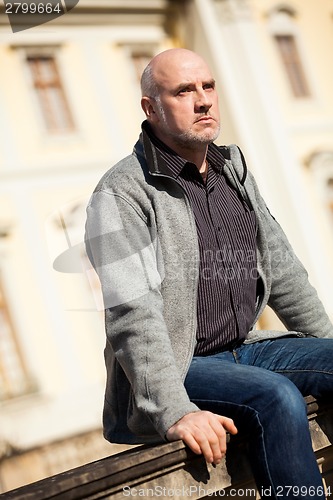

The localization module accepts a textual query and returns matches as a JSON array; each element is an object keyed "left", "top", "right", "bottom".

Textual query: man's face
[{"left": 144, "top": 52, "right": 221, "bottom": 152}]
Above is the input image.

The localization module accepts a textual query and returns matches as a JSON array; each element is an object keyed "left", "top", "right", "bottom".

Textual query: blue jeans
[{"left": 184, "top": 337, "right": 333, "bottom": 499}]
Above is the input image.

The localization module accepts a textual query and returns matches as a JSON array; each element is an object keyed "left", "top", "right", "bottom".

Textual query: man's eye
[{"left": 178, "top": 88, "right": 191, "bottom": 95}]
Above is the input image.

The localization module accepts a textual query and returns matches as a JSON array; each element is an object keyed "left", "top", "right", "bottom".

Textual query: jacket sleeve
[
  {"left": 85, "top": 189, "right": 199, "bottom": 439},
  {"left": 246, "top": 170, "right": 333, "bottom": 339}
]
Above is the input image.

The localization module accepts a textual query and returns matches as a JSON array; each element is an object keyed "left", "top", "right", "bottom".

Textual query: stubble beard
[
  {"left": 174, "top": 124, "right": 221, "bottom": 150},
  {"left": 156, "top": 100, "right": 221, "bottom": 151}
]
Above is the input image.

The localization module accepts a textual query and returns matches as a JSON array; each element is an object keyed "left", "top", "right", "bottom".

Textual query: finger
[
  {"left": 194, "top": 418, "right": 227, "bottom": 464},
  {"left": 208, "top": 419, "right": 228, "bottom": 458},
  {"left": 180, "top": 431, "right": 204, "bottom": 456},
  {"left": 222, "top": 417, "right": 238, "bottom": 435},
  {"left": 172, "top": 417, "right": 216, "bottom": 464},
  {"left": 194, "top": 430, "right": 216, "bottom": 463},
  {"left": 191, "top": 413, "right": 228, "bottom": 463},
  {"left": 166, "top": 423, "right": 203, "bottom": 456},
  {"left": 207, "top": 432, "right": 224, "bottom": 464},
  {"left": 166, "top": 412, "right": 236, "bottom": 465},
  {"left": 215, "top": 415, "right": 238, "bottom": 435}
]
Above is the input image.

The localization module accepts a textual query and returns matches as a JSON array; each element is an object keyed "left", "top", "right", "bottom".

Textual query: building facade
[{"left": 0, "top": 0, "right": 332, "bottom": 492}]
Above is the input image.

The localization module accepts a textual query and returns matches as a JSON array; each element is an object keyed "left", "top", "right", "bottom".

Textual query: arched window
[{"left": 267, "top": 6, "right": 311, "bottom": 98}]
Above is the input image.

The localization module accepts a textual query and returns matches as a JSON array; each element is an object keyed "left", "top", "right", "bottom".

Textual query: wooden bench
[{"left": 1, "top": 397, "right": 332, "bottom": 499}]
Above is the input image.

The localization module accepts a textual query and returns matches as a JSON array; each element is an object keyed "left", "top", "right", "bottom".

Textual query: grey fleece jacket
[{"left": 85, "top": 125, "right": 333, "bottom": 445}]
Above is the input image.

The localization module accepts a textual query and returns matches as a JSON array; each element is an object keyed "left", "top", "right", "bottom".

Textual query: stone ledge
[{"left": 1, "top": 397, "right": 332, "bottom": 499}]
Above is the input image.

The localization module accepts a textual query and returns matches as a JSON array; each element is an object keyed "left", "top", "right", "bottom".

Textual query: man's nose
[{"left": 195, "top": 89, "right": 212, "bottom": 112}]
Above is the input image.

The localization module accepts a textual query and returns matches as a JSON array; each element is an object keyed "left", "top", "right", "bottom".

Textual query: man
[{"left": 85, "top": 48, "right": 333, "bottom": 498}]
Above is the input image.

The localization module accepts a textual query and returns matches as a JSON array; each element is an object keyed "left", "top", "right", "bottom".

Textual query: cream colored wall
[
  {"left": 0, "top": 5, "right": 170, "bottom": 464},
  {"left": 251, "top": 0, "right": 333, "bottom": 313}
]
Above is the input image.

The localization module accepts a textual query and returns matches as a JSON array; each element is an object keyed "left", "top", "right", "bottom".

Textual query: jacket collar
[
  {"left": 134, "top": 121, "right": 177, "bottom": 178},
  {"left": 135, "top": 120, "right": 233, "bottom": 180}
]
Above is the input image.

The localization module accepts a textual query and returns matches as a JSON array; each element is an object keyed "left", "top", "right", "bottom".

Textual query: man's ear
[{"left": 141, "top": 97, "right": 156, "bottom": 120}]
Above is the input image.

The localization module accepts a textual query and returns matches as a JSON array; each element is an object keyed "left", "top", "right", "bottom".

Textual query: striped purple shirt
[{"left": 145, "top": 125, "right": 258, "bottom": 355}]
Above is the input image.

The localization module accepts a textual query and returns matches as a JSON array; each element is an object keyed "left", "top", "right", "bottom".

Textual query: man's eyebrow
[
  {"left": 173, "top": 79, "right": 216, "bottom": 93},
  {"left": 205, "top": 79, "right": 216, "bottom": 87}
]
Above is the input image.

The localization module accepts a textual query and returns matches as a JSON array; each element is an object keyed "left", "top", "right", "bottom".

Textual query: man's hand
[{"left": 166, "top": 411, "right": 238, "bottom": 465}]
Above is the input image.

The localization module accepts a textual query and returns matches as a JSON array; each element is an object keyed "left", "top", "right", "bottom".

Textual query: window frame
[
  {"left": 19, "top": 46, "right": 76, "bottom": 135},
  {"left": 26, "top": 54, "right": 75, "bottom": 134},
  {"left": 267, "top": 7, "right": 313, "bottom": 100},
  {"left": 274, "top": 34, "right": 310, "bottom": 98}
]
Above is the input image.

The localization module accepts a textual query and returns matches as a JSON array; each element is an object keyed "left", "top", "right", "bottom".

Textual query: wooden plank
[
  {"left": 1, "top": 398, "right": 332, "bottom": 500},
  {"left": 0, "top": 441, "right": 196, "bottom": 499}
]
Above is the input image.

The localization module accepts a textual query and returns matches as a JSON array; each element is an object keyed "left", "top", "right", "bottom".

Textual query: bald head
[{"left": 141, "top": 48, "right": 211, "bottom": 98}]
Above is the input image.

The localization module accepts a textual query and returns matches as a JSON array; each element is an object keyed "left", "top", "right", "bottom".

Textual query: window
[
  {"left": 27, "top": 55, "right": 75, "bottom": 133},
  {"left": 0, "top": 279, "right": 33, "bottom": 400},
  {"left": 274, "top": 35, "right": 310, "bottom": 97},
  {"left": 268, "top": 7, "right": 311, "bottom": 98}
]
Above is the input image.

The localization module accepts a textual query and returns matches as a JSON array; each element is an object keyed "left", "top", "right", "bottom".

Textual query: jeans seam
[
  {"left": 275, "top": 369, "right": 333, "bottom": 375},
  {"left": 255, "top": 419, "right": 278, "bottom": 499}
]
